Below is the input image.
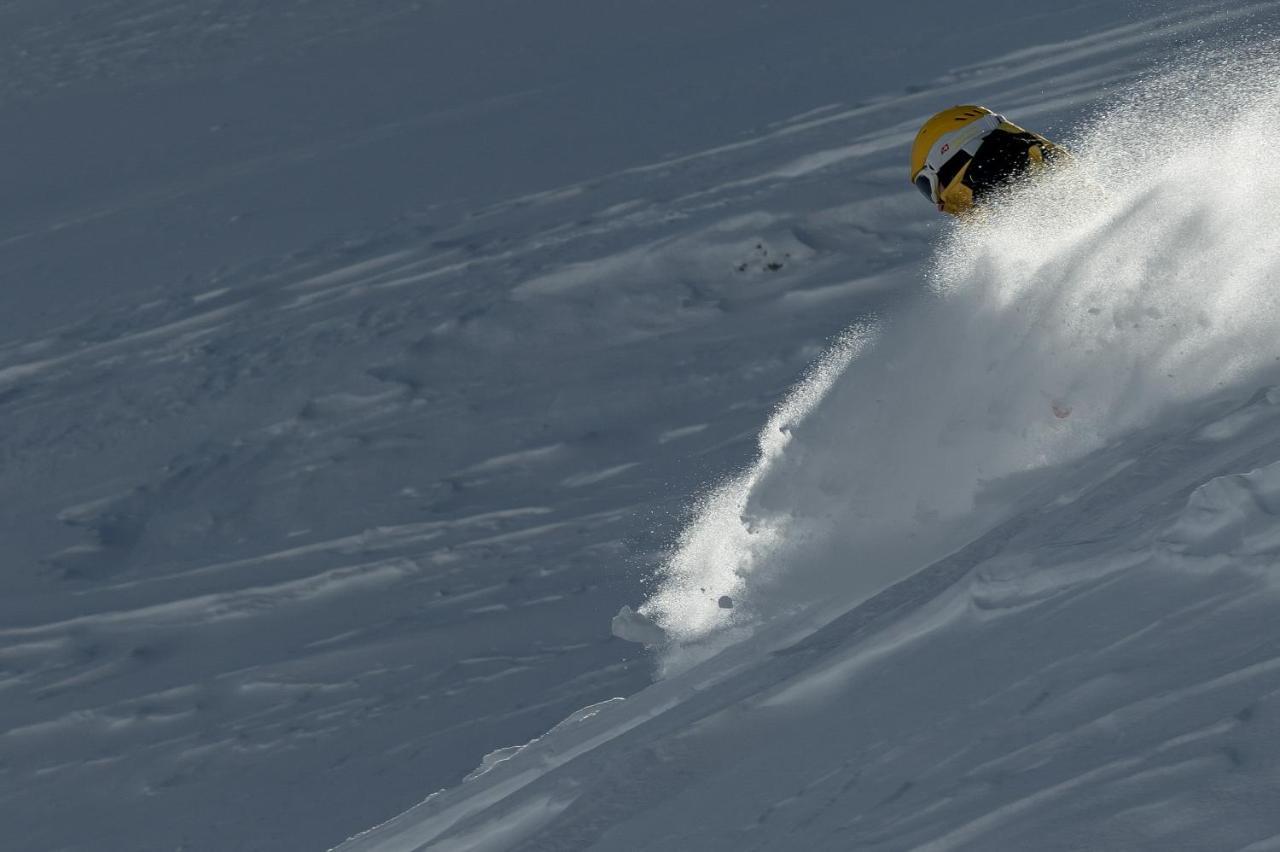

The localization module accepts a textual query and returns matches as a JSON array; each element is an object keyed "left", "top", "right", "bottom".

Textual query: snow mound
[
  {"left": 610, "top": 606, "right": 666, "bottom": 646},
  {"left": 1162, "top": 459, "right": 1280, "bottom": 559},
  {"left": 640, "top": 52, "right": 1280, "bottom": 675}
]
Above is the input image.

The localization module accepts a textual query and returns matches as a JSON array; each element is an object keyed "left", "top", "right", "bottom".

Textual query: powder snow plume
[{"left": 640, "top": 51, "right": 1280, "bottom": 676}]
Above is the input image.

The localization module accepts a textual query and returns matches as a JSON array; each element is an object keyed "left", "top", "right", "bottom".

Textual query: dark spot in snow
[
  {"left": 878, "top": 781, "right": 914, "bottom": 806},
  {"left": 1020, "top": 689, "right": 1051, "bottom": 715},
  {"left": 718, "top": 595, "right": 733, "bottom": 609},
  {"left": 1219, "top": 744, "right": 1245, "bottom": 768},
  {"left": 130, "top": 645, "right": 162, "bottom": 663}
]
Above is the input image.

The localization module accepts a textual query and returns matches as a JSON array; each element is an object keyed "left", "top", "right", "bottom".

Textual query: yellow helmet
[{"left": 909, "top": 105, "right": 996, "bottom": 181}]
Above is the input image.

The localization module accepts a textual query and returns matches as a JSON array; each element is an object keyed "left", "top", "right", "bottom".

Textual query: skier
[{"left": 910, "top": 105, "right": 1065, "bottom": 215}]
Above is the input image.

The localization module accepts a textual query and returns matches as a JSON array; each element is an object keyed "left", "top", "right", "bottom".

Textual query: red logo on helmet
[{"left": 940, "top": 143, "right": 950, "bottom": 155}]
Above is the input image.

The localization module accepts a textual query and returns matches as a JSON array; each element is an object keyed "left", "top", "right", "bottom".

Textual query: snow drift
[{"left": 641, "top": 52, "right": 1280, "bottom": 674}]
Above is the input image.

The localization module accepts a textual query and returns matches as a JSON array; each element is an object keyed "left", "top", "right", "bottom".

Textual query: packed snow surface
[{"left": 6, "top": 1, "right": 1280, "bottom": 851}]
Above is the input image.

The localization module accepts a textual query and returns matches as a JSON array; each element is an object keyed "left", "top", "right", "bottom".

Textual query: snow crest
[{"left": 641, "top": 54, "right": 1280, "bottom": 675}]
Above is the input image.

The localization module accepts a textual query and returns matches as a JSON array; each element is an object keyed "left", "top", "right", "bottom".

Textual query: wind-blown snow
[{"left": 641, "top": 50, "right": 1280, "bottom": 674}]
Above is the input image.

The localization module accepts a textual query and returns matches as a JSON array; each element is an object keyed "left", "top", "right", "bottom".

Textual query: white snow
[{"left": 6, "top": 0, "right": 1280, "bottom": 851}]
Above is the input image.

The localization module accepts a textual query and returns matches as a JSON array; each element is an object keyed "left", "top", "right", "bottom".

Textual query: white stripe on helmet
[{"left": 925, "top": 113, "right": 1002, "bottom": 173}]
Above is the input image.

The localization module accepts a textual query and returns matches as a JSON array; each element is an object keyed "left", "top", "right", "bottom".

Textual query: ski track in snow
[{"left": 3, "top": 1, "right": 1278, "bottom": 851}]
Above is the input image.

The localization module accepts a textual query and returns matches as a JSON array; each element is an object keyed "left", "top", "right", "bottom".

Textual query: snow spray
[{"left": 641, "top": 51, "right": 1280, "bottom": 676}]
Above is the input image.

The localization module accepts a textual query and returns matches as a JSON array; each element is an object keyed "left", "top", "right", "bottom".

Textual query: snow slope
[
  {"left": 335, "top": 4, "right": 1280, "bottom": 851},
  {"left": 3, "top": 1, "right": 1277, "bottom": 851},
  {"left": 0, "top": 0, "right": 1114, "bottom": 848}
]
